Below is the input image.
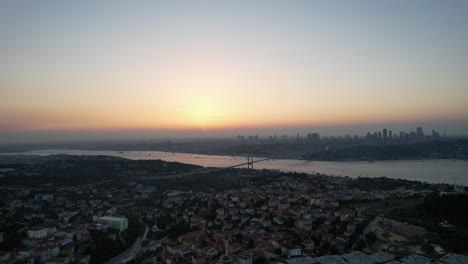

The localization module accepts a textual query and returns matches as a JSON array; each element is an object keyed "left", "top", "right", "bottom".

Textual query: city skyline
[
  {"left": 0, "top": 122, "right": 462, "bottom": 144},
  {"left": 1, "top": 0, "right": 468, "bottom": 142}
]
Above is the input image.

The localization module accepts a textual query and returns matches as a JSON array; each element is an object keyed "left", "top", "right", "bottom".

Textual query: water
[{"left": 3, "top": 149, "right": 468, "bottom": 185}]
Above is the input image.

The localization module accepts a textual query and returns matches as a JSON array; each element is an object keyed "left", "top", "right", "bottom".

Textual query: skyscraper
[
  {"left": 417, "top": 127, "right": 424, "bottom": 138},
  {"left": 383, "top": 129, "right": 388, "bottom": 140}
]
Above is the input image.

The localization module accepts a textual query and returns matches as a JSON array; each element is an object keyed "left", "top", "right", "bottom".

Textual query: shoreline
[
  {"left": 1, "top": 150, "right": 468, "bottom": 185},
  {"left": 1, "top": 149, "right": 468, "bottom": 163}
]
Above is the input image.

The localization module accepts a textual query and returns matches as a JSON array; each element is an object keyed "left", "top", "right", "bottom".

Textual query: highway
[
  {"left": 351, "top": 216, "right": 382, "bottom": 250},
  {"left": 103, "top": 227, "right": 149, "bottom": 264}
]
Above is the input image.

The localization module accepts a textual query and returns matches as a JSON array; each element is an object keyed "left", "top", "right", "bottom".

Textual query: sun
[{"left": 184, "top": 97, "right": 223, "bottom": 130}]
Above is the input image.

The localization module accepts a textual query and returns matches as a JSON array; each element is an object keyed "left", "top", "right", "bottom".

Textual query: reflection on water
[{"left": 6, "top": 149, "right": 468, "bottom": 185}]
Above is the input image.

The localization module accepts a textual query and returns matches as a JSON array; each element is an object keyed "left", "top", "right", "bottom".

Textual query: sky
[{"left": 1, "top": 0, "right": 467, "bottom": 142}]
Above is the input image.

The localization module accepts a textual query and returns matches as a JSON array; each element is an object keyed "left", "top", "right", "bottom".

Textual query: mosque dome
[{"left": 220, "top": 255, "right": 233, "bottom": 264}]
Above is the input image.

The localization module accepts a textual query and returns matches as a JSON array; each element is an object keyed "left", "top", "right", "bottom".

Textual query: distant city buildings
[
  {"left": 236, "top": 127, "right": 443, "bottom": 144},
  {"left": 364, "top": 127, "right": 443, "bottom": 142},
  {"left": 417, "top": 127, "right": 424, "bottom": 138},
  {"left": 307, "top": 133, "right": 320, "bottom": 141}
]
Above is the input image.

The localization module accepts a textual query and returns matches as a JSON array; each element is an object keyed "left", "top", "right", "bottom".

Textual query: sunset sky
[{"left": 1, "top": 0, "right": 467, "bottom": 142}]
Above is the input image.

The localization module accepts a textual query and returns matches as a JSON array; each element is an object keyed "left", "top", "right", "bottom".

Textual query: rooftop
[{"left": 99, "top": 216, "right": 127, "bottom": 222}]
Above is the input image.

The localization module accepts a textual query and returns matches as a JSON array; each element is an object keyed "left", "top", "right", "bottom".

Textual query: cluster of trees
[
  {"left": 167, "top": 221, "right": 193, "bottom": 239},
  {"left": 0, "top": 155, "right": 201, "bottom": 186},
  {"left": 417, "top": 194, "right": 468, "bottom": 224},
  {"left": 90, "top": 230, "right": 126, "bottom": 263},
  {"left": 365, "top": 232, "right": 377, "bottom": 246},
  {"left": 391, "top": 194, "right": 468, "bottom": 254},
  {"left": 349, "top": 177, "right": 431, "bottom": 191},
  {"left": 90, "top": 216, "right": 145, "bottom": 263}
]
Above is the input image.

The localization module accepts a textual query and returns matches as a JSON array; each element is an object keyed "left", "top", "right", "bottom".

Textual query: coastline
[{"left": 1, "top": 150, "right": 468, "bottom": 185}]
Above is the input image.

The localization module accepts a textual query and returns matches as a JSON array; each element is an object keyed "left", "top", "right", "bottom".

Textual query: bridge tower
[{"left": 246, "top": 155, "right": 254, "bottom": 169}]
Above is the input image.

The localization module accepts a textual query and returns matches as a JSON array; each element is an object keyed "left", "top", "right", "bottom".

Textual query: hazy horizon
[
  {"left": 1, "top": 119, "right": 467, "bottom": 144},
  {"left": 1, "top": 0, "right": 467, "bottom": 143}
]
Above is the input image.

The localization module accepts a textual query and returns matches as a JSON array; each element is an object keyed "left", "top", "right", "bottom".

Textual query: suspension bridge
[{"left": 140, "top": 154, "right": 269, "bottom": 180}]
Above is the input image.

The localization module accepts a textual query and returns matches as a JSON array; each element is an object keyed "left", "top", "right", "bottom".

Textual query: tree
[
  {"left": 365, "top": 232, "right": 377, "bottom": 246},
  {"left": 422, "top": 243, "right": 435, "bottom": 254},
  {"left": 355, "top": 239, "right": 365, "bottom": 250},
  {"left": 248, "top": 239, "right": 255, "bottom": 248},
  {"left": 167, "top": 221, "right": 193, "bottom": 239}
]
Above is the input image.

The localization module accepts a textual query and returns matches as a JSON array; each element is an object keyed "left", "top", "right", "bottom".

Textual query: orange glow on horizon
[{"left": 1, "top": 104, "right": 466, "bottom": 133}]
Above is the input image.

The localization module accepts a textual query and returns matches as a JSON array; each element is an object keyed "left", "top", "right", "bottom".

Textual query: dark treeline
[
  {"left": 0, "top": 155, "right": 201, "bottom": 186},
  {"left": 416, "top": 194, "right": 468, "bottom": 224},
  {"left": 348, "top": 177, "right": 434, "bottom": 191}
]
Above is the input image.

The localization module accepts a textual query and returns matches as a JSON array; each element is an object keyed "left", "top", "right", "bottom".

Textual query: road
[
  {"left": 103, "top": 226, "right": 149, "bottom": 264},
  {"left": 351, "top": 216, "right": 382, "bottom": 250},
  {"left": 364, "top": 216, "right": 382, "bottom": 235}
]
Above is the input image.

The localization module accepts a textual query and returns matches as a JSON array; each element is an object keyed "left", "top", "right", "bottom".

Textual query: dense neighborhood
[{"left": 0, "top": 156, "right": 467, "bottom": 264}]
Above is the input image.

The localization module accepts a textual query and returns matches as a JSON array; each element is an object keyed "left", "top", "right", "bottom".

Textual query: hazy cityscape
[{"left": 1, "top": 1, "right": 468, "bottom": 264}]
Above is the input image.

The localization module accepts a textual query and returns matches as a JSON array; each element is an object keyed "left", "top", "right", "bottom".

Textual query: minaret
[
  {"left": 225, "top": 239, "right": 229, "bottom": 255},
  {"left": 219, "top": 238, "right": 235, "bottom": 264}
]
